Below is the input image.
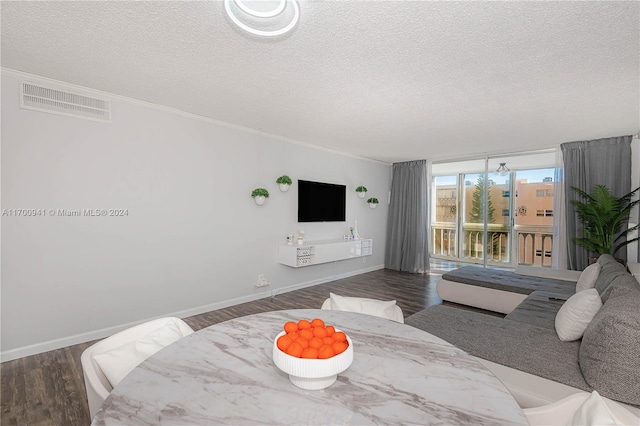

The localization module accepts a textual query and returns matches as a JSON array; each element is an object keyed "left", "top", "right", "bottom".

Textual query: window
[{"left": 431, "top": 156, "right": 557, "bottom": 269}]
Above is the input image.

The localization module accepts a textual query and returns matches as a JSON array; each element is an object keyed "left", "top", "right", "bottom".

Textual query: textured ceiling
[{"left": 2, "top": 1, "right": 639, "bottom": 163}]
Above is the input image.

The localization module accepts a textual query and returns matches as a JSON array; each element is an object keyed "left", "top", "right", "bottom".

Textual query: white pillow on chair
[
  {"left": 571, "top": 391, "right": 623, "bottom": 426},
  {"left": 328, "top": 293, "right": 402, "bottom": 322},
  {"left": 94, "top": 320, "right": 185, "bottom": 387},
  {"left": 523, "top": 391, "right": 637, "bottom": 426}
]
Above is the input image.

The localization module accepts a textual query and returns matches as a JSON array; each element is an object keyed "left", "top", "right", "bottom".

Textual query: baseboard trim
[{"left": 0, "top": 264, "right": 384, "bottom": 362}]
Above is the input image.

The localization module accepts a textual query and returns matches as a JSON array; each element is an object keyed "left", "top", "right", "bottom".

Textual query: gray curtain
[
  {"left": 385, "top": 160, "right": 429, "bottom": 273},
  {"left": 561, "top": 135, "right": 632, "bottom": 270}
]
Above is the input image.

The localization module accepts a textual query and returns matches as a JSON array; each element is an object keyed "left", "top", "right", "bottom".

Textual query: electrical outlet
[{"left": 256, "top": 274, "right": 269, "bottom": 287}]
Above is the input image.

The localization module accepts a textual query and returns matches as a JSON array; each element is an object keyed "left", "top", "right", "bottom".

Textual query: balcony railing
[{"left": 431, "top": 222, "right": 554, "bottom": 267}]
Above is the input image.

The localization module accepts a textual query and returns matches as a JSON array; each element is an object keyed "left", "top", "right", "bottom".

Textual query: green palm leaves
[{"left": 571, "top": 184, "right": 640, "bottom": 256}]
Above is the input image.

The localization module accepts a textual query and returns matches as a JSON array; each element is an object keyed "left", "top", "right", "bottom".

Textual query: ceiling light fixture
[
  {"left": 224, "top": 0, "right": 299, "bottom": 38},
  {"left": 496, "top": 162, "right": 510, "bottom": 176}
]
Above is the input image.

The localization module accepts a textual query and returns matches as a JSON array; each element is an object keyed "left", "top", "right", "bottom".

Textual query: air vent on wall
[{"left": 20, "top": 81, "right": 111, "bottom": 123}]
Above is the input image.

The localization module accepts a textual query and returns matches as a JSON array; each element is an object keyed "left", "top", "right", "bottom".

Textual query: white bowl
[{"left": 272, "top": 331, "right": 354, "bottom": 390}]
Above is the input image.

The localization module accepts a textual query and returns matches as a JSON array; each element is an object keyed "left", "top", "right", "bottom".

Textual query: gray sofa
[{"left": 406, "top": 254, "right": 640, "bottom": 412}]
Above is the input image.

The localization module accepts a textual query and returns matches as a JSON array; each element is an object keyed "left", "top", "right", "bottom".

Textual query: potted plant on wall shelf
[
  {"left": 367, "top": 197, "right": 379, "bottom": 209},
  {"left": 251, "top": 188, "right": 270, "bottom": 206},
  {"left": 356, "top": 186, "right": 368, "bottom": 198},
  {"left": 571, "top": 184, "right": 639, "bottom": 263},
  {"left": 276, "top": 175, "right": 293, "bottom": 192}
]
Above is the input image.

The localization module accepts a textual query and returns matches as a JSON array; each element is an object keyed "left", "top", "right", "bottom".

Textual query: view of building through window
[{"left": 432, "top": 167, "right": 556, "bottom": 267}]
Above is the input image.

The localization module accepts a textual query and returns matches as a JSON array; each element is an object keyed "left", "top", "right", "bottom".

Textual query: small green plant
[
  {"left": 571, "top": 184, "right": 639, "bottom": 256},
  {"left": 367, "top": 197, "right": 379, "bottom": 204},
  {"left": 251, "top": 188, "right": 270, "bottom": 198},
  {"left": 276, "top": 175, "right": 292, "bottom": 185},
  {"left": 356, "top": 186, "right": 368, "bottom": 193}
]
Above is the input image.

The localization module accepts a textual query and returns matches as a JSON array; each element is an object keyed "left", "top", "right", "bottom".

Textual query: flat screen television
[{"left": 298, "top": 180, "right": 346, "bottom": 222}]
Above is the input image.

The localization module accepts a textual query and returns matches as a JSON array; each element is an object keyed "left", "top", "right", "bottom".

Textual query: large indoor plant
[{"left": 571, "top": 184, "right": 639, "bottom": 259}]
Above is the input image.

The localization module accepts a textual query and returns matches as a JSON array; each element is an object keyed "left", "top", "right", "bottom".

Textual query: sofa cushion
[
  {"left": 594, "top": 255, "right": 628, "bottom": 296},
  {"left": 600, "top": 273, "right": 640, "bottom": 304},
  {"left": 555, "top": 289, "right": 602, "bottom": 342},
  {"left": 406, "top": 305, "right": 589, "bottom": 391},
  {"left": 442, "top": 266, "right": 576, "bottom": 295},
  {"left": 576, "top": 263, "right": 601, "bottom": 292},
  {"left": 505, "top": 290, "right": 567, "bottom": 330},
  {"left": 579, "top": 286, "right": 640, "bottom": 406}
]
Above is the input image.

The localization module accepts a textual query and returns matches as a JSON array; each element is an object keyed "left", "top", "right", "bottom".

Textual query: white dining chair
[
  {"left": 321, "top": 293, "right": 405, "bottom": 323},
  {"left": 81, "top": 317, "right": 194, "bottom": 420}
]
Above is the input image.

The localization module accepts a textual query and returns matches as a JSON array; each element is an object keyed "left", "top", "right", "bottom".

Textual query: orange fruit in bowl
[
  {"left": 301, "top": 347, "right": 319, "bottom": 359},
  {"left": 298, "top": 329, "right": 314, "bottom": 340},
  {"left": 288, "top": 331, "right": 300, "bottom": 341},
  {"left": 286, "top": 342, "right": 304, "bottom": 358},
  {"left": 312, "top": 327, "right": 327, "bottom": 338},
  {"left": 284, "top": 322, "right": 298, "bottom": 333},
  {"left": 317, "top": 345, "right": 335, "bottom": 359},
  {"left": 297, "top": 338, "right": 310, "bottom": 349},
  {"left": 297, "top": 319, "right": 312, "bottom": 330},
  {"left": 276, "top": 319, "right": 350, "bottom": 359},
  {"left": 332, "top": 341, "right": 348, "bottom": 355},
  {"left": 332, "top": 332, "right": 347, "bottom": 343},
  {"left": 309, "top": 337, "right": 323, "bottom": 349},
  {"left": 277, "top": 335, "right": 293, "bottom": 352}
]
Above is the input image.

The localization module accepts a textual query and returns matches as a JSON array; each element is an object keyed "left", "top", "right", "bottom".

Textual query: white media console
[{"left": 278, "top": 239, "right": 373, "bottom": 268}]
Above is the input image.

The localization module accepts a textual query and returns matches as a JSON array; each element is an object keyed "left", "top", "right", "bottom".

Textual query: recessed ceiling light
[{"left": 224, "top": 0, "right": 299, "bottom": 38}]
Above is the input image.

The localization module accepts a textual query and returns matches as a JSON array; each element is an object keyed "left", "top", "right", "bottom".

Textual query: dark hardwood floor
[{"left": 1, "top": 269, "right": 444, "bottom": 425}]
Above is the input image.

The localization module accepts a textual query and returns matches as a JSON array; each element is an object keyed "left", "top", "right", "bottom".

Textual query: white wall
[{"left": 0, "top": 71, "right": 391, "bottom": 360}]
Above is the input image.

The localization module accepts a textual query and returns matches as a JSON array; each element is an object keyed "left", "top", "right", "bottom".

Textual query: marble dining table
[{"left": 93, "top": 309, "right": 527, "bottom": 425}]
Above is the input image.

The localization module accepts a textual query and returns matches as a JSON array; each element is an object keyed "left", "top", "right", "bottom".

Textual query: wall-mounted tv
[{"left": 298, "top": 180, "right": 346, "bottom": 222}]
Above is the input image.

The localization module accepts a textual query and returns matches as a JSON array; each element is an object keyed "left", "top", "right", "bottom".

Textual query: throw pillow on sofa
[
  {"left": 594, "top": 255, "right": 628, "bottom": 296},
  {"left": 555, "top": 289, "right": 602, "bottom": 342},
  {"left": 576, "top": 263, "right": 601, "bottom": 292},
  {"left": 579, "top": 286, "right": 640, "bottom": 406}
]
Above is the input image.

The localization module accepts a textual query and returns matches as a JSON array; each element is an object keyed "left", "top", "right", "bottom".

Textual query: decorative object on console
[
  {"left": 251, "top": 188, "right": 269, "bottom": 205},
  {"left": 286, "top": 234, "right": 294, "bottom": 245},
  {"left": 571, "top": 184, "right": 640, "bottom": 260},
  {"left": 297, "top": 230, "right": 305, "bottom": 245},
  {"left": 276, "top": 175, "right": 292, "bottom": 192},
  {"left": 352, "top": 220, "right": 361, "bottom": 240},
  {"left": 355, "top": 186, "right": 367, "bottom": 198},
  {"left": 367, "top": 197, "right": 379, "bottom": 209}
]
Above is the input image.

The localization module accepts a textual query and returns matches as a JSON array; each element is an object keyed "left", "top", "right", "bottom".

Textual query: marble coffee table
[{"left": 93, "top": 309, "right": 527, "bottom": 425}]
